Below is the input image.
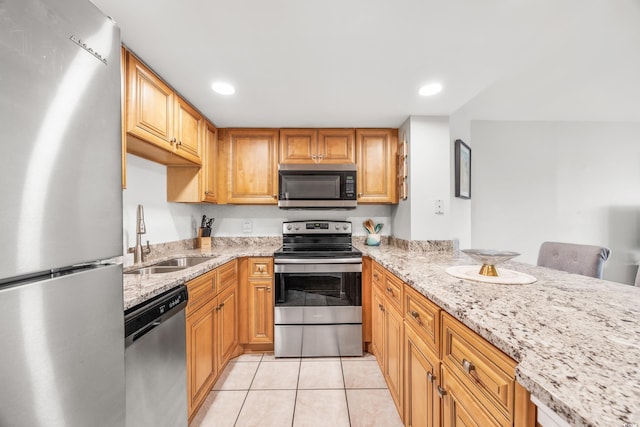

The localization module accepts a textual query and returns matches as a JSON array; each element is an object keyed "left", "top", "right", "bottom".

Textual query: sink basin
[
  {"left": 152, "top": 257, "right": 214, "bottom": 267},
  {"left": 124, "top": 266, "right": 188, "bottom": 275}
]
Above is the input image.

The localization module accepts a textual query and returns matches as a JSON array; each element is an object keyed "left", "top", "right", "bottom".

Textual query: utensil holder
[{"left": 366, "top": 233, "right": 381, "bottom": 246}]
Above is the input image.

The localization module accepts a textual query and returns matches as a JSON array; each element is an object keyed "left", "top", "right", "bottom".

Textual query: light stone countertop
[
  {"left": 122, "top": 239, "right": 639, "bottom": 427},
  {"left": 122, "top": 241, "right": 280, "bottom": 311},
  {"left": 357, "top": 243, "right": 640, "bottom": 427}
]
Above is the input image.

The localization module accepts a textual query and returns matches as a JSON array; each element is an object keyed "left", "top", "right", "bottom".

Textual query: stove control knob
[
  {"left": 286, "top": 225, "right": 292, "bottom": 231},
  {"left": 335, "top": 224, "right": 340, "bottom": 230},
  {"left": 294, "top": 225, "right": 300, "bottom": 230},
  {"left": 342, "top": 224, "right": 349, "bottom": 230}
]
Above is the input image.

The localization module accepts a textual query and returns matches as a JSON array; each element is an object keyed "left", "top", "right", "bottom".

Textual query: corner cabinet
[
  {"left": 124, "top": 50, "right": 202, "bottom": 165},
  {"left": 222, "top": 129, "right": 279, "bottom": 204},
  {"left": 356, "top": 129, "right": 398, "bottom": 203}
]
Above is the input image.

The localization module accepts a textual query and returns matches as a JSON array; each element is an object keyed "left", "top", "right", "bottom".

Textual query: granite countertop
[
  {"left": 122, "top": 240, "right": 281, "bottom": 310},
  {"left": 356, "top": 243, "right": 640, "bottom": 427}
]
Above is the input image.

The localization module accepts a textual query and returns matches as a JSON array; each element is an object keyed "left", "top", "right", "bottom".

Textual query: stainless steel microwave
[{"left": 278, "top": 164, "right": 357, "bottom": 209}]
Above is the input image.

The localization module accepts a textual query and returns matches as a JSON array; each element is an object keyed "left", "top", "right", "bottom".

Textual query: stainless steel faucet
[{"left": 134, "top": 204, "right": 151, "bottom": 263}]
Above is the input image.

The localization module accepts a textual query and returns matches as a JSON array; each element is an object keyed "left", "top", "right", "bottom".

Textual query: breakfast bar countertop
[{"left": 356, "top": 243, "right": 640, "bottom": 427}]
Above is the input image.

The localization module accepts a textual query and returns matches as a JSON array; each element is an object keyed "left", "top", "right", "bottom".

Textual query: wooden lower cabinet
[
  {"left": 366, "top": 257, "right": 535, "bottom": 427},
  {"left": 247, "top": 279, "right": 273, "bottom": 343},
  {"left": 372, "top": 282, "right": 403, "bottom": 414},
  {"left": 186, "top": 261, "right": 239, "bottom": 422},
  {"left": 404, "top": 324, "right": 440, "bottom": 427},
  {"left": 441, "top": 364, "right": 500, "bottom": 427},
  {"left": 186, "top": 297, "right": 217, "bottom": 419}
]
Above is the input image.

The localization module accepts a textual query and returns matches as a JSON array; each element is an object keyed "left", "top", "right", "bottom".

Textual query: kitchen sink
[
  {"left": 124, "top": 266, "right": 188, "bottom": 275},
  {"left": 152, "top": 257, "right": 214, "bottom": 267}
]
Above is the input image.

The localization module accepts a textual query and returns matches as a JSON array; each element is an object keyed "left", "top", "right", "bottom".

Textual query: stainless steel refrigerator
[{"left": 0, "top": 0, "right": 125, "bottom": 426}]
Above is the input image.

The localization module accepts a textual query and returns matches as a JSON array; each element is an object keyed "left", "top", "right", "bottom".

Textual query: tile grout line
[
  {"left": 290, "top": 358, "right": 302, "bottom": 427},
  {"left": 340, "top": 356, "right": 353, "bottom": 427},
  {"left": 232, "top": 353, "right": 264, "bottom": 427}
]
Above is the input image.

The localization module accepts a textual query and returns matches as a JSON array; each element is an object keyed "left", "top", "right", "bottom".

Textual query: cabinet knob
[
  {"left": 170, "top": 137, "right": 176, "bottom": 143},
  {"left": 317, "top": 154, "right": 324, "bottom": 160},
  {"left": 272, "top": 194, "right": 278, "bottom": 199},
  {"left": 437, "top": 386, "right": 447, "bottom": 399},
  {"left": 357, "top": 193, "right": 363, "bottom": 198},
  {"left": 311, "top": 154, "right": 317, "bottom": 159},
  {"left": 177, "top": 140, "right": 182, "bottom": 146},
  {"left": 462, "top": 358, "right": 475, "bottom": 374},
  {"left": 386, "top": 287, "right": 393, "bottom": 295},
  {"left": 427, "top": 372, "right": 435, "bottom": 383},
  {"left": 267, "top": 287, "right": 271, "bottom": 292}
]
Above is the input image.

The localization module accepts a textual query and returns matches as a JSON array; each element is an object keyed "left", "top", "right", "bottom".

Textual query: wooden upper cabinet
[
  {"left": 166, "top": 120, "right": 217, "bottom": 203},
  {"left": 124, "top": 50, "right": 202, "bottom": 165},
  {"left": 318, "top": 129, "right": 355, "bottom": 163},
  {"left": 174, "top": 97, "right": 203, "bottom": 164},
  {"left": 279, "top": 128, "right": 355, "bottom": 164},
  {"left": 279, "top": 129, "right": 317, "bottom": 164},
  {"left": 225, "top": 129, "right": 279, "bottom": 204},
  {"left": 356, "top": 129, "right": 398, "bottom": 203}
]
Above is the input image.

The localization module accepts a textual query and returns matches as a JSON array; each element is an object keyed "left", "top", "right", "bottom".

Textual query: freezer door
[
  {"left": 0, "top": 0, "right": 123, "bottom": 280},
  {"left": 0, "top": 264, "right": 125, "bottom": 427}
]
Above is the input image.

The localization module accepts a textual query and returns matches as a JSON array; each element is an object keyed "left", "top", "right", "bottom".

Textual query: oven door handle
[
  {"left": 274, "top": 258, "right": 362, "bottom": 264},
  {"left": 274, "top": 263, "right": 362, "bottom": 274}
]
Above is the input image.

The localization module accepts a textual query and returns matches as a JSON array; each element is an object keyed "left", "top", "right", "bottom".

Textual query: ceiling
[{"left": 91, "top": 0, "right": 640, "bottom": 128}]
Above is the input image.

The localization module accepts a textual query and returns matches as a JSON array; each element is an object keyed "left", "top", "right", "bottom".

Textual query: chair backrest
[{"left": 537, "top": 241, "right": 611, "bottom": 279}]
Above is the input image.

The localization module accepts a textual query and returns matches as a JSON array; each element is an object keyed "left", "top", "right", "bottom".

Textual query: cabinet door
[
  {"left": 216, "top": 285, "right": 238, "bottom": 370},
  {"left": 126, "top": 53, "right": 174, "bottom": 150},
  {"left": 371, "top": 287, "right": 385, "bottom": 371},
  {"left": 384, "top": 303, "right": 404, "bottom": 415},
  {"left": 441, "top": 365, "right": 500, "bottom": 427},
  {"left": 317, "top": 129, "right": 355, "bottom": 164},
  {"left": 226, "top": 129, "right": 279, "bottom": 204},
  {"left": 186, "top": 298, "right": 217, "bottom": 418},
  {"left": 248, "top": 280, "right": 274, "bottom": 343},
  {"left": 174, "top": 97, "right": 203, "bottom": 164},
  {"left": 203, "top": 122, "right": 218, "bottom": 203},
  {"left": 279, "top": 129, "right": 317, "bottom": 164},
  {"left": 404, "top": 324, "right": 439, "bottom": 427},
  {"left": 356, "top": 129, "right": 397, "bottom": 203}
]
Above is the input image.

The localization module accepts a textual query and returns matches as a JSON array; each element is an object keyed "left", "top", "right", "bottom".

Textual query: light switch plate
[{"left": 242, "top": 219, "right": 253, "bottom": 233}]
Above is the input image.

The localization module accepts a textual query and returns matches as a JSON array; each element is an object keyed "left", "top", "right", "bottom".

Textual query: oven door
[{"left": 274, "top": 261, "right": 362, "bottom": 357}]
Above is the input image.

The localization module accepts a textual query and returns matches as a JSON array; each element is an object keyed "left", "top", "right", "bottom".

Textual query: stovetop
[
  {"left": 275, "top": 220, "right": 361, "bottom": 260},
  {"left": 273, "top": 246, "right": 362, "bottom": 259}
]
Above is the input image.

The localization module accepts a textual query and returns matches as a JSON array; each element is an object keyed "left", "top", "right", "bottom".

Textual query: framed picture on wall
[{"left": 454, "top": 139, "right": 471, "bottom": 199}]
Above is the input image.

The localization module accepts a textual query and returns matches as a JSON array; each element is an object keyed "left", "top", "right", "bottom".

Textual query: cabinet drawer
[
  {"left": 372, "top": 263, "right": 385, "bottom": 290},
  {"left": 186, "top": 269, "right": 216, "bottom": 316},
  {"left": 404, "top": 285, "right": 440, "bottom": 354},
  {"left": 248, "top": 257, "right": 273, "bottom": 278},
  {"left": 217, "top": 259, "right": 238, "bottom": 292},
  {"left": 383, "top": 273, "right": 403, "bottom": 312},
  {"left": 441, "top": 312, "right": 516, "bottom": 427}
]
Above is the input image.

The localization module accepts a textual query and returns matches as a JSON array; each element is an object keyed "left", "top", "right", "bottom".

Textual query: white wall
[
  {"left": 449, "top": 109, "right": 472, "bottom": 249},
  {"left": 470, "top": 121, "right": 640, "bottom": 284},
  {"left": 123, "top": 154, "right": 392, "bottom": 249},
  {"left": 390, "top": 116, "right": 455, "bottom": 241}
]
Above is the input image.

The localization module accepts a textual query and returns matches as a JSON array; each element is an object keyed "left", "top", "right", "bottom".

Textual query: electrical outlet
[
  {"left": 435, "top": 200, "right": 444, "bottom": 215},
  {"left": 242, "top": 219, "right": 253, "bottom": 233}
]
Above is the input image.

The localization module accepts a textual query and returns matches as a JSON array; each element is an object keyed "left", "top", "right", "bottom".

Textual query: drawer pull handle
[
  {"left": 378, "top": 304, "right": 385, "bottom": 312},
  {"left": 437, "top": 386, "right": 447, "bottom": 398},
  {"left": 462, "top": 359, "right": 475, "bottom": 374},
  {"left": 386, "top": 287, "right": 393, "bottom": 294},
  {"left": 373, "top": 274, "right": 379, "bottom": 280},
  {"left": 267, "top": 287, "right": 271, "bottom": 292},
  {"left": 427, "top": 372, "right": 435, "bottom": 383},
  {"left": 410, "top": 310, "right": 423, "bottom": 324}
]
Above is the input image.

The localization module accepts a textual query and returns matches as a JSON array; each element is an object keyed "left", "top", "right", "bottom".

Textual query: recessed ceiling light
[
  {"left": 211, "top": 81, "right": 235, "bottom": 95},
  {"left": 418, "top": 83, "right": 443, "bottom": 96}
]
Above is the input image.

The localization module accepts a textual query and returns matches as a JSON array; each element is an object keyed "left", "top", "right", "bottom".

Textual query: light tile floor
[{"left": 190, "top": 353, "right": 403, "bottom": 427}]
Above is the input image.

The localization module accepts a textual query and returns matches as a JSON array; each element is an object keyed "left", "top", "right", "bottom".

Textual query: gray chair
[{"left": 537, "top": 241, "right": 610, "bottom": 279}]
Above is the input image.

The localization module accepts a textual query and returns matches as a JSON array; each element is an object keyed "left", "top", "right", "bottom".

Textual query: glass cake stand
[{"left": 461, "top": 249, "right": 520, "bottom": 277}]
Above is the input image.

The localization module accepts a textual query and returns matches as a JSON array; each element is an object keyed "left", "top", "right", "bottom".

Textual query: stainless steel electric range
[{"left": 273, "top": 220, "right": 363, "bottom": 357}]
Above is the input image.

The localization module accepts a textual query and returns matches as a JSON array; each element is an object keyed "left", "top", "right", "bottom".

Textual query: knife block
[{"left": 197, "top": 237, "right": 211, "bottom": 249}]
